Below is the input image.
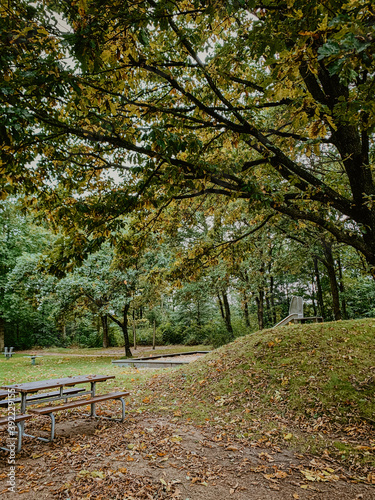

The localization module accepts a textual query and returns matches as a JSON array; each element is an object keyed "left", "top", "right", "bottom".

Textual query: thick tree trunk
[
  {"left": 123, "top": 303, "right": 132, "bottom": 357},
  {"left": 108, "top": 303, "right": 132, "bottom": 357},
  {"left": 101, "top": 315, "right": 109, "bottom": 348},
  {"left": 217, "top": 294, "right": 225, "bottom": 319},
  {"left": 321, "top": 240, "right": 341, "bottom": 320}
]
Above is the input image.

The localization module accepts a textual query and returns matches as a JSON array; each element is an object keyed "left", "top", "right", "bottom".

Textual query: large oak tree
[{"left": 1, "top": 1, "right": 375, "bottom": 273}]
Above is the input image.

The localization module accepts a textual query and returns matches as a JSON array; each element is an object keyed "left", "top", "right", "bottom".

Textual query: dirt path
[{"left": 1, "top": 411, "right": 373, "bottom": 499}]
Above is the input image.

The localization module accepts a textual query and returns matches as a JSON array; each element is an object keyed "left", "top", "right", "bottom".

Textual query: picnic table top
[{"left": 0, "top": 375, "right": 115, "bottom": 393}]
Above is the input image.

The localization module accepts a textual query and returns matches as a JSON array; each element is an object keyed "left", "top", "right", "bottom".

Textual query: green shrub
[
  {"left": 205, "top": 322, "right": 234, "bottom": 348},
  {"left": 160, "top": 322, "right": 184, "bottom": 344},
  {"left": 183, "top": 323, "right": 208, "bottom": 345},
  {"left": 136, "top": 327, "right": 164, "bottom": 346},
  {"left": 108, "top": 326, "right": 123, "bottom": 347}
]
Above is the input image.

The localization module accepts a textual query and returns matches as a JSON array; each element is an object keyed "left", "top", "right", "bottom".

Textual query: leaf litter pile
[{"left": 1, "top": 318, "right": 375, "bottom": 499}]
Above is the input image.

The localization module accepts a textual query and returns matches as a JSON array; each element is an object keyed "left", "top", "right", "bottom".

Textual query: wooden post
[
  {"left": 153, "top": 320, "right": 156, "bottom": 350},
  {"left": 133, "top": 321, "right": 136, "bottom": 350}
]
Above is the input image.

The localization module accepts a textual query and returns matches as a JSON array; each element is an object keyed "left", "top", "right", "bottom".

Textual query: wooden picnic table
[
  {"left": 23, "top": 355, "right": 43, "bottom": 365},
  {"left": 0, "top": 375, "right": 128, "bottom": 449},
  {"left": 1, "top": 374, "right": 115, "bottom": 414}
]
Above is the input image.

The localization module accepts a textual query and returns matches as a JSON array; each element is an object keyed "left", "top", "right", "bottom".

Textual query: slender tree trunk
[
  {"left": 153, "top": 320, "right": 156, "bottom": 350},
  {"left": 217, "top": 294, "right": 225, "bottom": 319},
  {"left": 257, "top": 258, "right": 265, "bottom": 330},
  {"left": 243, "top": 291, "right": 250, "bottom": 328},
  {"left": 265, "top": 292, "right": 271, "bottom": 326},
  {"left": 255, "top": 289, "right": 264, "bottom": 330},
  {"left": 311, "top": 273, "right": 317, "bottom": 316},
  {"left": 123, "top": 303, "right": 132, "bottom": 357},
  {"left": 133, "top": 320, "right": 136, "bottom": 350},
  {"left": 269, "top": 276, "right": 276, "bottom": 324},
  {"left": 101, "top": 315, "right": 109, "bottom": 348},
  {"left": 337, "top": 255, "right": 348, "bottom": 320},
  {"left": 221, "top": 291, "right": 234, "bottom": 338},
  {"left": 321, "top": 240, "right": 341, "bottom": 320},
  {"left": 314, "top": 257, "right": 325, "bottom": 318},
  {"left": 197, "top": 299, "right": 201, "bottom": 326},
  {"left": 0, "top": 317, "right": 4, "bottom": 352}
]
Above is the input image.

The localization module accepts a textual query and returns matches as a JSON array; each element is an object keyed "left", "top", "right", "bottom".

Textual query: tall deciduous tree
[
  {"left": 1, "top": 0, "right": 375, "bottom": 275},
  {"left": 0, "top": 199, "right": 54, "bottom": 348}
]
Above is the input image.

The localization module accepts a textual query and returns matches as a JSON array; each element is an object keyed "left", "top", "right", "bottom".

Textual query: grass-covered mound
[{"left": 143, "top": 318, "right": 375, "bottom": 472}]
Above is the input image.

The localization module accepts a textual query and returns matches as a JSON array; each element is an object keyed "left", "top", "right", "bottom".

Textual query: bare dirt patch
[{"left": 1, "top": 411, "right": 374, "bottom": 499}]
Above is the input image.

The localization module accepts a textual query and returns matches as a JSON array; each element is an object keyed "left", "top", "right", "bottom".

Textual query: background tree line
[{"left": 1, "top": 197, "right": 374, "bottom": 356}]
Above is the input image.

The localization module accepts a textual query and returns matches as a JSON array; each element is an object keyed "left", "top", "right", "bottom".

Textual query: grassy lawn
[
  {"left": 0, "top": 344, "right": 208, "bottom": 406},
  {"left": 16, "top": 344, "right": 209, "bottom": 357},
  {"left": 0, "top": 355, "right": 153, "bottom": 404}
]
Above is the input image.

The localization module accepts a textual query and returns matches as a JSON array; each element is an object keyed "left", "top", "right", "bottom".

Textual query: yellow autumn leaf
[{"left": 101, "top": 50, "right": 112, "bottom": 63}]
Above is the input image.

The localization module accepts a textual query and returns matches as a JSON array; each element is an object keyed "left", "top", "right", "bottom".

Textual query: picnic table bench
[
  {"left": 0, "top": 375, "right": 130, "bottom": 451},
  {"left": 2, "top": 347, "right": 14, "bottom": 359},
  {"left": 30, "top": 391, "right": 129, "bottom": 440}
]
